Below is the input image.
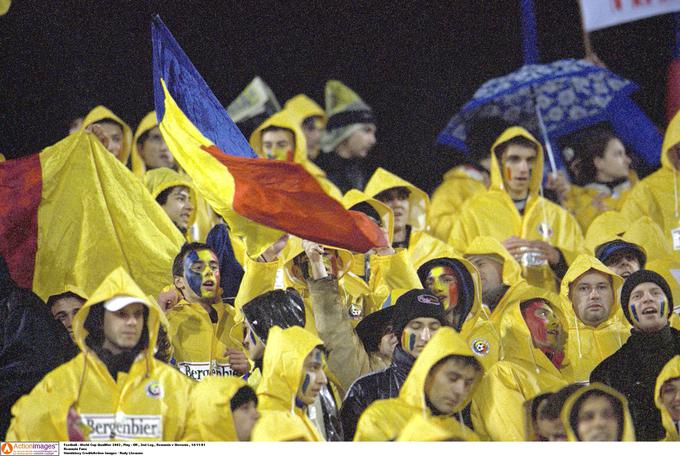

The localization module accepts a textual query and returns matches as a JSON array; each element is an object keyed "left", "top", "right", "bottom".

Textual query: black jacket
[
  {"left": 339, "top": 345, "right": 414, "bottom": 440},
  {"left": 315, "top": 152, "right": 371, "bottom": 194},
  {"left": 0, "top": 257, "right": 75, "bottom": 439},
  {"left": 590, "top": 325, "right": 680, "bottom": 441}
]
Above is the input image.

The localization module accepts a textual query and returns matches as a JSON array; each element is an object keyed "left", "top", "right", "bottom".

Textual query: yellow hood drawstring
[
  {"left": 527, "top": 333, "right": 540, "bottom": 375},
  {"left": 674, "top": 169, "right": 679, "bottom": 219},
  {"left": 574, "top": 314, "right": 583, "bottom": 359},
  {"left": 482, "top": 305, "right": 503, "bottom": 355},
  {"left": 74, "top": 351, "right": 90, "bottom": 408}
]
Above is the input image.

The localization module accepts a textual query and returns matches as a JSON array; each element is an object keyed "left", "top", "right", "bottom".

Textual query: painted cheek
[
  {"left": 447, "top": 281, "right": 459, "bottom": 310},
  {"left": 248, "top": 329, "right": 258, "bottom": 346},
  {"left": 505, "top": 165, "right": 512, "bottom": 181},
  {"left": 183, "top": 252, "right": 203, "bottom": 296},
  {"left": 401, "top": 329, "right": 417, "bottom": 351},
  {"left": 301, "top": 373, "right": 311, "bottom": 394},
  {"left": 629, "top": 303, "right": 640, "bottom": 323},
  {"left": 660, "top": 298, "right": 667, "bottom": 318}
]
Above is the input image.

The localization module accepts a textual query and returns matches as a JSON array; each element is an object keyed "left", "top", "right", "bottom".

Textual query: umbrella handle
[{"left": 533, "top": 94, "right": 558, "bottom": 174}]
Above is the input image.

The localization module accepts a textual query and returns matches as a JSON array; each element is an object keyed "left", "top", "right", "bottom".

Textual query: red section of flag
[
  {"left": 0, "top": 153, "right": 42, "bottom": 288},
  {"left": 667, "top": 59, "right": 680, "bottom": 123},
  {"left": 201, "top": 145, "right": 388, "bottom": 253}
]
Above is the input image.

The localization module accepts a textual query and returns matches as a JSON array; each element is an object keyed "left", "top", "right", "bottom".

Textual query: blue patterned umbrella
[{"left": 437, "top": 59, "right": 638, "bottom": 166}]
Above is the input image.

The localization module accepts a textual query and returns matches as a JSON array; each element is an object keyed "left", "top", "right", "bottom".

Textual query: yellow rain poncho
[
  {"left": 463, "top": 236, "right": 554, "bottom": 369},
  {"left": 253, "top": 326, "right": 325, "bottom": 441},
  {"left": 183, "top": 376, "right": 249, "bottom": 441},
  {"left": 7, "top": 268, "right": 195, "bottom": 441},
  {"left": 364, "top": 167, "right": 458, "bottom": 268},
  {"left": 655, "top": 355, "right": 680, "bottom": 441},
  {"left": 144, "top": 167, "right": 198, "bottom": 241},
  {"left": 354, "top": 327, "right": 481, "bottom": 441},
  {"left": 585, "top": 213, "right": 680, "bottom": 327},
  {"left": 560, "top": 383, "right": 635, "bottom": 441},
  {"left": 249, "top": 109, "right": 342, "bottom": 200},
  {"left": 284, "top": 94, "right": 326, "bottom": 126},
  {"left": 470, "top": 289, "right": 573, "bottom": 441},
  {"left": 429, "top": 164, "right": 488, "bottom": 242},
  {"left": 135, "top": 112, "right": 221, "bottom": 242},
  {"left": 621, "top": 110, "right": 680, "bottom": 260},
  {"left": 448, "top": 127, "right": 585, "bottom": 291},
  {"left": 81, "top": 105, "right": 133, "bottom": 165},
  {"left": 563, "top": 171, "right": 638, "bottom": 233},
  {"left": 340, "top": 190, "right": 421, "bottom": 317},
  {"left": 166, "top": 295, "right": 242, "bottom": 381},
  {"left": 559, "top": 255, "right": 629, "bottom": 382},
  {"left": 415, "top": 253, "right": 499, "bottom": 372},
  {"left": 396, "top": 414, "right": 476, "bottom": 441},
  {"left": 131, "top": 111, "right": 158, "bottom": 178}
]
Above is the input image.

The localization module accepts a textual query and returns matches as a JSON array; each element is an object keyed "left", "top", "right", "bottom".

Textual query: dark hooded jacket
[
  {"left": 339, "top": 344, "right": 415, "bottom": 440},
  {"left": 0, "top": 256, "right": 74, "bottom": 439},
  {"left": 590, "top": 325, "right": 680, "bottom": 441}
]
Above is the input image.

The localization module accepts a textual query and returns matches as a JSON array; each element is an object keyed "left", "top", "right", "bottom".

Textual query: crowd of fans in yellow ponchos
[{"left": 5, "top": 77, "right": 680, "bottom": 443}]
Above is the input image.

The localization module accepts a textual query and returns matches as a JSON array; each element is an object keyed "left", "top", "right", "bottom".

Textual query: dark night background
[{"left": 0, "top": 0, "right": 674, "bottom": 193}]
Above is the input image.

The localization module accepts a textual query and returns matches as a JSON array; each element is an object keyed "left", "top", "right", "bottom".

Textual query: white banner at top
[{"left": 579, "top": 0, "right": 680, "bottom": 32}]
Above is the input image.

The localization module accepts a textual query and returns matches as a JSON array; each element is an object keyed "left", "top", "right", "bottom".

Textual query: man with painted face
[
  {"left": 354, "top": 327, "right": 483, "bottom": 441},
  {"left": 591, "top": 269, "right": 680, "bottom": 441},
  {"left": 560, "top": 255, "right": 630, "bottom": 382},
  {"left": 448, "top": 127, "right": 585, "bottom": 292},
  {"left": 167, "top": 242, "right": 248, "bottom": 381},
  {"left": 252, "top": 326, "right": 329, "bottom": 441},
  {"left": 340, "top": 289, "right": 446, "bottom": 440},
  {"left": 471, "top": 296, "right": 572, "bottom": 440},
  {"left": 250, "top": 110, "right": 342, "bottom": 200}
]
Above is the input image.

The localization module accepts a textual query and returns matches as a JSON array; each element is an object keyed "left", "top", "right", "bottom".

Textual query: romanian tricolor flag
[
  {"left": 0, "top": 132, "right": 184, "bottom": 300},
  {"left": 151, "top": 16, "right": 386, "bottom": 257}
]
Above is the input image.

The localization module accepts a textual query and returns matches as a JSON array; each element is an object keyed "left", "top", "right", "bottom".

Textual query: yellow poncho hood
[
  {"left": 498, "top": 288, "right": 569, "bottom": 373},
  {"left": 655, "top": 355, "right": 680, "bottom": 441},
  {"left": 464, "top": 235, "right": 523, "bottom": 287},
  {"left": 282, "top": 236, "right": 354, "bottom": 289},
  {"left": 249, "top": 109, "right": 307, "bottom": 164},
  {"left": 399, "top": 327, "right": 483, "bottom": 413},
  {"left": 364, "top": 167, "right": 430, "bottom": 232},
  {"left": 256, "top": 325, "right": 324, "bottom": 412},
  {"left": 341, "top": 189, "right": 394, "bottom": 244},
  {"left": 560, "top": 383, "right": 635, "bottom": 441},
  {"left": 559, "top": 254, "right": 624, "bottom": 327},
  {"left": 81, "top": 105, "right": 133, "bottom": 165},
  {"left": 143, "top": 167, "right": 198, "bottom": 227},
  {"left": 189, "top": 376, "right": 249, "bottom": 441},
  {"left": 284, "top": 94, "right": 326, "bottom": 125},
  {"left": 662, "top": 109, "right": 680, "bottom": 172},
  {"left": 72, "top": 267, "right": 169, "bottom": 365},
  {"left": 415, "top": 254, "right": 484, "bottom": 335},
  {"left": 489, "top": 126, "right": 544, "bottom": 199},
  {"left": 130, "top": 111, "right": 158, "bottom": 178}
]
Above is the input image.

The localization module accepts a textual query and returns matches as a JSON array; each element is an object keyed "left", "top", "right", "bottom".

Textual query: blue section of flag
[{"left": 151, "top": 15, "right": 257, "bottom": 158}]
